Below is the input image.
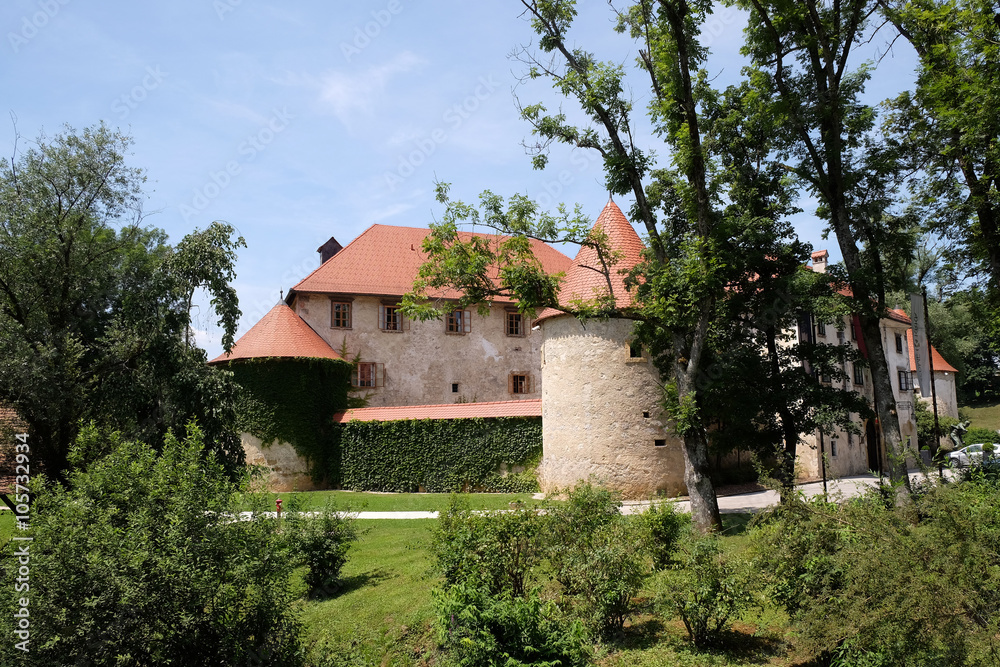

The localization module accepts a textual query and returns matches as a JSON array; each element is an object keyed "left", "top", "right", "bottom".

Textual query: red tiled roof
[
  {"left": 811, "top": 249, "right": 829, "bottom": 260},
  {"left": 536, "top": 199, "right": 644, "bottom": 323},
  {"left": 209, "top": 303, "right": 343, "bottom": 364},
  {"left": 888, "top": 308, "right": 912, "bottom": 325},
  {"left": 332, "top": 399, "right": 542, "bottom": 423},
  {"left": 906, "top": 330, "right": 959, "bottom": 374},
  {"left": 291, "top": 224, "right": 573, "bottom": 301}
]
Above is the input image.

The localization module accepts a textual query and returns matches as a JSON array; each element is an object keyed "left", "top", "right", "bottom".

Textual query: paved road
[{"left": 340, "top": 469, "right": 955, "bottom": 520}]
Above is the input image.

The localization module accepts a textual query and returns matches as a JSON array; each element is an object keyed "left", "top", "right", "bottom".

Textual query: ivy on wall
[
  {"left": 337, "top": 416, "right": 542, "bottom": 493},
  {"left": 224, "top": 357, "right": 352, "bottom": 483}
]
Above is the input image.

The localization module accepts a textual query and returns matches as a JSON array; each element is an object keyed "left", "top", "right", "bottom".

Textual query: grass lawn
[
  {"left": 296, "top": 512, "right": 805, "bottom": 667},
  {"left": 965, "top": 402, "right": 1000, "bottom": 431},
  {"left": 298, "top": 519, "right": 439, "bottom": 666},
  {"left": 267, "top": 490, "right": 542, "bottom": 512}
]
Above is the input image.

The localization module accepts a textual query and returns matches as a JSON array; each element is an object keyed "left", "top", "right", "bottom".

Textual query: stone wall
[
  {"left": 538, "top": 316, "right": 686, "bottom": 499},
  {"left": 294, "top": 293, "right": 541, "bottom": 407},
  {"left": 241, "top": 433, "right": 321, "bottom": 492}
]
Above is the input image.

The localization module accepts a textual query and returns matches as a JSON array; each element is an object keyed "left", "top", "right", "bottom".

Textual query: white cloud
[{"left": 317, "top": 51, "right": 426, "bottom": 126}]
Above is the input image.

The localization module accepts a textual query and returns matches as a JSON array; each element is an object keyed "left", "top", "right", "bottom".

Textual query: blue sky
[{"left": 2, "top": 1, "right": 918, "bottom": 359}]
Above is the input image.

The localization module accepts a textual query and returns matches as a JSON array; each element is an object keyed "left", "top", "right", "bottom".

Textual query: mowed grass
[
  {"left": 294, "top": 512, "right": 801, "bottom": 667},
  {"left": 268, "top": 490, "right": 542, "bottom": 512},
  {"left": 965, "top": 402, "right": 1000, "bottom": 431},
  {"left": 298, "top": 519, "right": 439, "bottom": 666}
]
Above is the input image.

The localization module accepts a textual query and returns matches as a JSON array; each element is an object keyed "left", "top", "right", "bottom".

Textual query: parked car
[{"left": 948, "top": 443, "right": 1000, "bottom": 468}]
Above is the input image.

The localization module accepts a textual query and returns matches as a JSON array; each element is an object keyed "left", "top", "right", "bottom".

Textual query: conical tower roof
[
  {"left": 208, "top": 303, "right": 343, "bottom": 364},
  {"left": 536, "top": 199, "right": 644, "bottom": 323}
]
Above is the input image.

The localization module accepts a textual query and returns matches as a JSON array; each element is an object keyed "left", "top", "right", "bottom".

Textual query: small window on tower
[
  {"left": 654, "top": 439, "right": 667, "bottom": 447},
  {"left": 452, "top": 383, "right": 459, "bottom": 393}
]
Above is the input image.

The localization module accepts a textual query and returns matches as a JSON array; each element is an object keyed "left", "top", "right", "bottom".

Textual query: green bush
[
  {"left": 543, "top": 482, "right": 623, "bottom": 592},
  {"left": 431, "top": 495, "right": 545, "bottom": 597},
  {"left": 0, "top": 424, "right": 302, "bottom": 666},
  {"left": 964, "top": 426, "right": 1000, "bottom": 446},
  {"left": 434, "top": 581, "right": 588, "bottom": 667},
  {"left": 749, "top": 483, "right": 1000, "bottom": 665},
  {"left": 284, "top": 501, "right": 360, "bottom": 598},
  {"left": 558, "top": 517, "right": 647, "bottom": 638},
  {"left": 666, "top": 536, "right": 757, "bottom": 648},
  {"left": 637, "top": 501, "right": 690, "bottom": 570},
  {"left": 338, "top": 417, "right": 541, "bottom": 492}
]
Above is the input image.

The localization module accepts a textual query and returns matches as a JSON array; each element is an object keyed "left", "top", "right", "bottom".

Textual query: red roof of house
[
  {"left": 906, "top": 329, "right": 959, "bottom": 374},
  {"left": 209, "top": 303, "right": 343, "bottom": 364},
  {"left": 332, "top": 399, "right": 542, "bottom": 423},
  {"left": 290, "top": 224, "right": 573, "bottom": 301},
  {"left": 888, "top": 308, "right": 912, "bottom": 325},
  {"left": 536, "top": 199, "right": 644, "bottom": 323}
]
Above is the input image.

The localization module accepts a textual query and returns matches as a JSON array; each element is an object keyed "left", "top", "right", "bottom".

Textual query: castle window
[
  {"left": 352, "top": 362, "right": 383, "bottom": 388},
  {"left": 331, "top": 301, "right": 352, "bottom": 329},
  {"left": 654, "top": 439, "right": 667, "bottom": 447},
  {"left": 508, "top": 373, "right": 531, "bottom": 395},
  {"left": 446, "top": 309, "right": 471, "bottom": 334},
  {"left": 452, "top": 383, "right": 459, "bottom": 393},
  {"left": 379, "top": 304, "right": 404, "bottom": 332},
  {"left": 506, "top": 311, "right": 524, "bottom": 337},
  {"left": 817, "top": 320, "right": 827, "bottom": 336},
  {"left": 831, "top": 438, "right": 838, "bottom": 457},
  {"left": 898, "top": 370, "right": 913, "bottom": 391},
  {"left": 629, "top": 342, "right": 644, "bottom": 358},
  {"left": 853, "top": 362, "right": 865, "bottom": 386},
  {"left": 895, "top": 333, "right": 903, "bottom": 354}
]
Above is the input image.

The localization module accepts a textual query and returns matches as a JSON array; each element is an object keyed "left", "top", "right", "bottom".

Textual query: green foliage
[
  {"left": 749, "top": 483, "right": 1000, "bottom": 665},
  {"left": 664, "top": 536, "right": 758, "bottom": 648},
  {"left": 228, "top": 357, "right": 352, "bottom": 483},
  {"left": 338, "top": 416, "right": 541, "bottom": 493},
  {"left": 557, "top": 517, "right": 648, "bottom": 639},
  {"left": 431, "top": 495, "right": 546, "bottom": 597},
  {"left": 637, "top": 501, "right": 690, "bottom": 570},
  {"left": 0, "top": 423, "right": 302, "bottom": 666},
  {"left": 434, "top": 581, "right": 588, "bottom": 667},
  {"left": 913, "top": 398, "right": 959, "bottom": 451},
  {"left": 0, "top": 124, "right": 246, "bottom": 477},
  {"left": 964, "top": 426, "right": 999, "bottom": 446},
  {"left": 542, "top": 482, "right": 623, "bottom": 592},
  {"left": 284, "top": 500, "right": 361, "bottom": 598}
]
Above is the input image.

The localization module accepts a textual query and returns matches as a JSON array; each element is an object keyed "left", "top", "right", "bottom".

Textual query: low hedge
[{"left": 337, "top": 416, "right": 541, "bottom": 493}]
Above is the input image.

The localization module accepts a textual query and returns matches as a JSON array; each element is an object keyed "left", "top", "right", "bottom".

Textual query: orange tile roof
[
  {"left": 906, "top": 329, "right": 959, "bottom": 374},
  {"left": 536, "top": 199, "right": 644, "bottom": 323},
  {"left": 888, "top": 308, "right": 912, "bottom": 325},
  {"left": 209, "top": 303, "right": 343, "bottom": 364},
  {"left": 291, "top": 224, "right": 573, "bottom": 301},
  {"left": 332, "top": 399, "right": 542, "bottom": 423}
]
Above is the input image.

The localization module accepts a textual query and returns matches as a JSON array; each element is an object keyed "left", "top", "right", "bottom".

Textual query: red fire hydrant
[{"left": 275, "top": 497, "right": 282, "bottom": 519}]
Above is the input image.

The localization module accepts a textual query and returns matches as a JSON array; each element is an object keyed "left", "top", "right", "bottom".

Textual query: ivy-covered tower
[
  {"left": 210, "top": 302, "right": 352, "bottom": 491},
  {"left": 535, "top": 200, "right": 685, "bottom": 499}
]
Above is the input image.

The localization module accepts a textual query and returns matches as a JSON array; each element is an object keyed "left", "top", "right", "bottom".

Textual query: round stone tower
[{"left": 535, "top": 200, "right": 685, "bottom": 499}]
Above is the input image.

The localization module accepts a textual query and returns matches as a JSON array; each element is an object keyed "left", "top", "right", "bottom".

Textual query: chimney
[
  {"left": 811, "top": 249, "right": 829, "bottom": 273},
  {"left": 317, "top": 237, "right": 343, "bottom": 264}
]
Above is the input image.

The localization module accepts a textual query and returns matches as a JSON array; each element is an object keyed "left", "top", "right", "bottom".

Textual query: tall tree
[
  {"left": 736, "top": 0, "right": 913, "bottom": 494},
  {"left": 0, "top": 124, "right": 246, "bottom": 477},
  {"left": 879, "top": 0, "right": 1000, "bottom": 302}
]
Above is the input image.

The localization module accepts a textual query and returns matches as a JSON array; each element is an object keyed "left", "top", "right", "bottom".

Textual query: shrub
[
  {"left": 284, "top": 500, "right": 360, "bottom": 597},
  {"left": 667, "top": 536, "right": 757, "bottom": 648},
  {"left": 434, "top": 580, "right": 588, "bottom": 667},
  {"left": 0, "top": 424, "right": 302, "bottom": 666},
  {"left": 749, "top": 482, "right": 1000, "bottom": 665},
  {"left": 637, "top": 501, "right": 690, "bottom": 570},
  {"left": 431, "top": 495, "right": 545, "bottom": 597},
  {"left": 964, "top": 426, "right": 1000, "bottom": 447},
  {"left": 543, "top": 482, "right": 622, "bottom": 592},
  {"left": 558, "top": 517, "right": 648, "bottom": 638}
]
